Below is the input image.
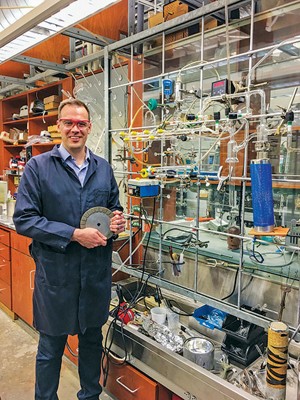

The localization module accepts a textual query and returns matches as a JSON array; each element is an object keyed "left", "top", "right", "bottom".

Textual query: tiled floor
[{"left": 0, "top": 308, "right": 115, "bottom": 400}]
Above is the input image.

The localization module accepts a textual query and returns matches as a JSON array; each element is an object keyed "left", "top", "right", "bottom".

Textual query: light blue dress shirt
[{"left": 58, "top": 144, "right": 90, "bottom": 186}]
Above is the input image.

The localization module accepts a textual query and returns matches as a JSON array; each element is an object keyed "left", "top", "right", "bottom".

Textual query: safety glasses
[{"left": 58, "top": 118, "right": 91, "bottom": 129}]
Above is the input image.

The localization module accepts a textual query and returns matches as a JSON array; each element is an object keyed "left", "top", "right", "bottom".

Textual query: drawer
[
  {"left": 105, "top": 362, "right": 157, "bottom": 400},
  {"left": 11, "top": 230, "right": 32, "bottom": 256},
  {"left": 0, "top": 243, "right": 10, "bottom": 261},
  {"left": 0, "top": 258, "right": 10, "bottom": 285},
  {"left": 0, "top": 278, "right": 11, "bottom": 309},
  {"left": 0, "top": 228, "right": 10, "bottom": 247}
]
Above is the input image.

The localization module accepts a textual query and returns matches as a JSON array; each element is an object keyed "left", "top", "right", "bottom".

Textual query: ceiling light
[{"left": 0, "top": 0, "right": 119, "bottom": 64}]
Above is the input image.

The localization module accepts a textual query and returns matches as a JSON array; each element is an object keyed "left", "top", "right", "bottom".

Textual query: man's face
[{"left": 57, "top": 105, "right": 91, "bottom": 153}]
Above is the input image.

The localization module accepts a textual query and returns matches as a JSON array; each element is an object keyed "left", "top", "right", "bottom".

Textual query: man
[{"left": 13, "top": 98, "right": 126, "bottom": 400}]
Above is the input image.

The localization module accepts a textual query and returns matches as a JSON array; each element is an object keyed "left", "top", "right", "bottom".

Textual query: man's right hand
[{"left": 71, "top": 228, "right": 107, "bottom": 248}]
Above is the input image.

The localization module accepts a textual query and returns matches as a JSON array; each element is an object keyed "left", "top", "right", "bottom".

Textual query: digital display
[
  {"left": 213, "top": 81, "right": 226, "bottom": 88},
  {"left": 211, "top": 79, "right": 232, "bottom": 96}
]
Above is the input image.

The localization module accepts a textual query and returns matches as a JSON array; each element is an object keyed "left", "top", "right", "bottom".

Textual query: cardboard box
[
  {"left": 45, "top": 102, "right": 60, "bottom": 111},
  {"left": 47, "top": 125, "right": 58, "bottom": 133},
  {"left": 50, "top": 132, "right": 61, "bottom": 138},
  {"left": 148, "top": 11, "right": 164, "bottom": 28},
  {"left": 43, "top": 95, "right": 60, "bottom": 104},
  {"left": 165, "top": 29, "right": 188, "bottom": 45},
  {"left": 163, "top": 1, "right": 188, "bottom": 21},
  {"left": 204, "top": 17, "right": 218, "bottom": 31},
  {"left": 163, "top": 1, "right": 199, "bottom": 45}
]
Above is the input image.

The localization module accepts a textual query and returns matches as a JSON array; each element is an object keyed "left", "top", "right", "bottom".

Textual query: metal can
[{"left": 183, "top": 337, "right": 214, "bottom": 370}]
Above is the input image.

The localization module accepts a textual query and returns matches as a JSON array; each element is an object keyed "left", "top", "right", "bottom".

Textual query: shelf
[
  {"left": 3, "top": 119, "right": 28, "bottom": 126},
  {"left": 4, "top": 144, "right": 25, "bottom": 149},
  {"left": 28, "top": 111, "right": 58, "bottom": 121},
  {"left": 32, "top": 141, "right": 57, "bottom": 145},
  {"left": 3, "top": 142, "right": 59, "bottom": 150},
  {"left": 5, "top": 172, "right": 23, "bottom": 177},
  {"left": 272, "top": 182, "right": 300, "bottom": 189},
  {"left": 2, "top": 112, "right": 58, "bottom": 127}
]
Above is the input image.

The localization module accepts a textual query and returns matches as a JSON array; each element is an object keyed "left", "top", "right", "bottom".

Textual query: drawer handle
[
  {"left": 29, "top": 269, "right": 35, "bottom": 290},
  {"left": 0, "top": 288, "right": 6, "bottom": 292},
  {"left": 0, "top": 264, "right": 5, "bottom": 268},
  {"left": 116, "top": 376, "right": 139, "bottom": 394}
]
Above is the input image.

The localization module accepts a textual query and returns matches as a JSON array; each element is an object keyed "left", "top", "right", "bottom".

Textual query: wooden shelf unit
[
  {"left": 0, "top": 77, "right": 73, "bottom": 193},
  {"left": 1, "top": 78, "right": 72, "bottom": 134}
]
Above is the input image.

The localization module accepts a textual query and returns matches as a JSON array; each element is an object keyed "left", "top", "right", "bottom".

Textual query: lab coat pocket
[
  {"left": 35, "top": 247, "right": 74, "bottom": 287},
  {"left": 86, "top": 189, "right": 109, "bottom": 208}
]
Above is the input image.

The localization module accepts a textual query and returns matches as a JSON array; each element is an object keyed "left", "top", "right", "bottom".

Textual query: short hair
[{"left": 58, "top": 98, "right": 90, "bottom": 120}]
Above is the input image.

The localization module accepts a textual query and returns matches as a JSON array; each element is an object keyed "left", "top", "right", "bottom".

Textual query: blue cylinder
[{"left": 250, "top": 160, "right": 274, "bottom": 232}]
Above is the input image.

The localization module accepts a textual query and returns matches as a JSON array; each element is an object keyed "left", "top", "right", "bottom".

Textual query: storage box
[
  {"left": 45, "top": 102, "right": 60, "bottom": 111},
  {"left": 50, "top": 133, "right": 61, "bottom": 139},
  {"left": 43, "top": 95, "right": 60, "bottom": 104},
  {"left": 222, "top": 305, "right": 266, "bottom": 344},
  {"left": 148, "top": 11, "right": 163, "bottom": 28},
  {"left": 47, "top": 125, "right": 58, "bottom": 133},
  {"left": 165, "top": 29, "right": 188, "bottom": 45},
  {"left": 221, "top": 332, "right": 267, "bottom": 367},
  {"left": 193, "top": 305, "right": 227, "bottom": 330},
  {"left": 163, "top": 1, "right": 188, "bottom": 20},
  {"left": 222, "top": 318, "right": 265, "bottom": 344},
  {"left": 163, "top": 1, "right": 199, "bottom": 45}
]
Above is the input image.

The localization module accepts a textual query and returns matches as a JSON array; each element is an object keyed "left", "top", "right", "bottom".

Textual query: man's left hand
[{"left": 110, "top": 210, "right": 126, "bottom": 234}]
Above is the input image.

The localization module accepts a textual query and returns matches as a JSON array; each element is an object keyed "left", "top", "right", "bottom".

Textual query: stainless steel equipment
[{"left": 183, "top": 337, "right": 214, "bottom": 370}]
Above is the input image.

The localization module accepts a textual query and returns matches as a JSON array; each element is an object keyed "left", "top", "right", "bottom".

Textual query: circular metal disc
[{"left": 80, "top": 207, "right": 114, "bottom": 239}]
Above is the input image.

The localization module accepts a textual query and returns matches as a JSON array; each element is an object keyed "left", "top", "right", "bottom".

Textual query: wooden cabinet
[
  {"left": 0, "top": 77, "right": 73, "bottom": 193},
  {"left": 104, "top": 361, "right": 171, "bottom": 400},
  {"left": 65, "top": 334, "right": 79, "bottom": 366},
  {"left": 11, "top": 230, "right": 35, "bottom": 326},
  {"left": 10, "top": 229, "right": 32, "bottom": 254},
  {"left": 0, "top": 227, "right": 11, "bottom": 309}
]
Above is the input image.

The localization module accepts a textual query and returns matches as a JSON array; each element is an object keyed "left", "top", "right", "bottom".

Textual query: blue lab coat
[{"left": 13, "top": 145, "right": 122, "bottom": 336}]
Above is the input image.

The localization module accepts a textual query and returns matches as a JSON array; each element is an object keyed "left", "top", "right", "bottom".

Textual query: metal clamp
[
  {"left": 217, "top": 166, "right": 233, "bottom": 191},
  {"left": 206, "top": 258, "right": 225, "bottom": 268}
]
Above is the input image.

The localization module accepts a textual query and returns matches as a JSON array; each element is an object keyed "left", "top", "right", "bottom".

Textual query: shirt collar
[{"left": 58, "top": 143, "right": 90, "bottom": 162}]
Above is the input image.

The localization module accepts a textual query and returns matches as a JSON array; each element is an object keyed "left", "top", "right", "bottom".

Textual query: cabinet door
[
  {"left": 11, "top": 248, "right": 35, "bottom": 326},
  {"left": 104, "top": 362, "right": 158, "bottom": 400},
  {"left": 11, "top": 230, "right": 31, "bottom": 255},
  {"left": 0, "top": 257, "right": 10, "bottom": 284},
  {"left": 0, "top": 243, "right": 10, "bottom": 261},
  {"left": 65, "top": 335, "right": 79, "bottom": 366},
  {"left": 0, "top": 278, "right": 11, "bottom": 309}
]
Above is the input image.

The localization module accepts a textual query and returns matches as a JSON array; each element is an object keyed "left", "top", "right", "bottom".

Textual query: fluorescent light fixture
[{"left": 0, "top": 0, "right": 119, "bottom": 64}]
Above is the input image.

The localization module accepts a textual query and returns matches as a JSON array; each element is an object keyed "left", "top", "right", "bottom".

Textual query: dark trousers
[{"left": 35, "top": 328, "right": 103, "bottom": 400}]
